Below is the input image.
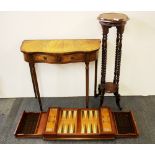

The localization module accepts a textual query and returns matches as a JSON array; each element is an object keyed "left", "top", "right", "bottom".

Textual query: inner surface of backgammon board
[
  {"left": 81, "top": 110, "right": 100, "bottom": 134},
  {"left": 100, "top": 108, "right": 113, "bottom": 133},
  {"left": 57, "top": 110, "right": 77, "bottom": 134},
  {"left": 44, "top": 107, "right": 115, "bottom": 138},
  {"left": 45, "top": 108, "right": 59, "bottom": 133}
]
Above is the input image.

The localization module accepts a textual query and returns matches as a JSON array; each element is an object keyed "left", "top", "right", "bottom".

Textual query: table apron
[{"left": 23, "top": 51, "right": 98, "bottom": 64}]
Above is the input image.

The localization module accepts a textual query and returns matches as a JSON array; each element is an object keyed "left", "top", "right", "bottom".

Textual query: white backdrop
[{"left": 0, "top": 11, "right": 155, "bottom": 98}]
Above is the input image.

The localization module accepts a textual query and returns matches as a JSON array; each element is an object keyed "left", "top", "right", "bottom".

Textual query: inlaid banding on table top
[{"left": 21, "top": 39, "right": 101, "bottom": 54}]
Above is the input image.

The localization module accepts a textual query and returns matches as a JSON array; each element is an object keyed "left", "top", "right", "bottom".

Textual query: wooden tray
[
  {"left": 15, "top": 111, "right": 47, "bottom": 138},
  {"left": 15, "top": 107, "right": 139, "bottom": 140},
  {"left": 113, "top": 112, "right": 139, "bottom": 138}
]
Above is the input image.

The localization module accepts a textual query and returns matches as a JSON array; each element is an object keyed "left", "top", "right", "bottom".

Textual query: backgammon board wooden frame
[{"left": 15, "top": 107, "right": 139, "bottom": 140}]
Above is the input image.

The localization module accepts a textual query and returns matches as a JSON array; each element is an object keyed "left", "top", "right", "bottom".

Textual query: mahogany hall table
[{"left": 21, "top": 39, "right": 101, "bottom": 111}]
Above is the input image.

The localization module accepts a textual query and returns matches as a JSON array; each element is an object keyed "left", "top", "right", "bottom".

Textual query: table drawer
[
  {"left": 61, "top": 53, "right": 84, "bottom": 63},
  {"left": 24, "top": 51, "right": 98, "bottom": 64},
  {"left": 32, "top": 53, "right": 85, "bottom": 64},
  {"left": 33, "top": 54, "right": 58, "bottom": 63}
]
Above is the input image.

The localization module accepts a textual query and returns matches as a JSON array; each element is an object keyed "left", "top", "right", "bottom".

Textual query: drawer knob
[
  {"left": 43, "top": 56, "right": 47, "bottom": 60},
  {"left": 57, "top": 56, "right": 61, "bottom": 62}
]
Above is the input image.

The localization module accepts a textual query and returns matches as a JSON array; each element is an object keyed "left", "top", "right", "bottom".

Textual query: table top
[
  {"left": 97, "top": 13, "right": 129, "bottom": 23},
  {"left": 21, "top": 39, "right": 101, "bottom": 54}
]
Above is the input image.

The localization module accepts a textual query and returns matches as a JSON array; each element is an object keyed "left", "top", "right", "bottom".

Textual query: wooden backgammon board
[{"left": 15, "top": 107, "right": 139, "bottom": 140}]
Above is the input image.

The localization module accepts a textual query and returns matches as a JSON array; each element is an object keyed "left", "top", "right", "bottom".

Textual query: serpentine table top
[{"left": 21, "top": 39, "right": 100, "bottom": 54}]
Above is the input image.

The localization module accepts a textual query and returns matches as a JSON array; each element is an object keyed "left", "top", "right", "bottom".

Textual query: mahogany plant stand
[{"left": 97, "top": 13, "right": 129, "bottom": 110}]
